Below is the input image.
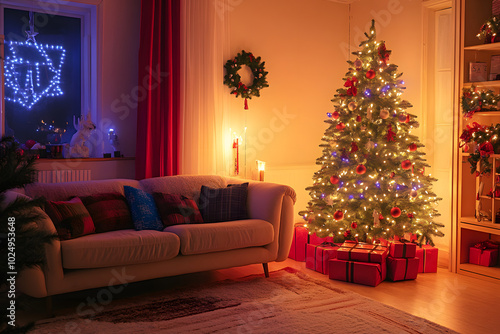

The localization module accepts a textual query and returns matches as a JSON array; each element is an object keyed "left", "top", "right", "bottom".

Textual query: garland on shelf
[
  {"left": 461, "top": 85, "right": 499, "bottom": 119},
  {"left": 460, "top": 122, "right": 500, "bottom": 175},
  {"left": 477, "top": 15, "right": 500, "bottom": 43},
  {"left": 223, "top": 50, "right": 269, "bottom": 109}
]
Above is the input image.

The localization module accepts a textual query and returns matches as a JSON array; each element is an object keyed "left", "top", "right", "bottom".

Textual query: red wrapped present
[
  {"left": 415, "top": 245, "right": 438, "bottom": 273},
  {"left": 306, "top": 242, "right": 341, "bottom": 274},
  {"left": 469, "top": 247, "right": 498, "bottom": 267},
  {"left": 389, "top": 240, "right": 417, "bottom": 258},
  {"left": 386, "top": 257, "right": 419, "bottom": 281},
  {"left": 289, "top": 224, "right": 334, "bottom": 261},
  {"left": 329, "top": 259, "right": 386, "bottom": 287},
  {"left": 288, "top": 224, "right": 308, "bottom": 261},
  {"left": 337, "top": 242, "right": 388, "bottom": 264}
]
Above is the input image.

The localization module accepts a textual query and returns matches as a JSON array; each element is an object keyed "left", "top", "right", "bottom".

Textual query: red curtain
[{"left": 135, "top": 0, "right": 181, "bottom": 179}]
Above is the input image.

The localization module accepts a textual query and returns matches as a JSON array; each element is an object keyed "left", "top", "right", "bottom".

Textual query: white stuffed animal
[{"left": 64, "top": 113, "right": 96, "bottom": 158}]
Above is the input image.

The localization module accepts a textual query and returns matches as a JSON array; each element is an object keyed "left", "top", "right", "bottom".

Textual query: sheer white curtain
[{"left": 179, "top": 0, "right": 230, "bottom": 175}]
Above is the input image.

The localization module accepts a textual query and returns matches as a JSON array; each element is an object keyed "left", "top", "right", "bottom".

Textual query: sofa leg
[
  {"left": 45, "top": 296, "right": 54, "bottom": 318},
  {"left": 262, "top": 263, "right": 269, "bottom": 278}
]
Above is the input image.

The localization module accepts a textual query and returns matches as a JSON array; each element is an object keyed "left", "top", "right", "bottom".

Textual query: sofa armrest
[
  {"left": 225, "top": 178, "right": 296, "bottom": 261},
  {"left": 17, "top": 208, "right": 63, "bottom": 298}
]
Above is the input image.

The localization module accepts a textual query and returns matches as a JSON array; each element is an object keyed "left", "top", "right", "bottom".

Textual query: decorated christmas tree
[{"left": 299, "top": 21, "right": 444, "bottom": 246}]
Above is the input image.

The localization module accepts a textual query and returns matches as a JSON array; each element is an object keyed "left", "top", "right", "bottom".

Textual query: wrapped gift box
[
  {"left": 288, "top": 224, "right": 308, "bottom": 261},
  {"left": 306, "top": 243, "right": 341, "bottom": 274},
  {"left": 289, "top": 223, "right": 334, "bottom": 261},
  {"left": 386, "top": 257, "right": 419, "bottom": 281},
  {"left": 389, "top": 240, "right": 417, "bottom": 258},
  {"left": 337, "top": 242, "right": 388, "bottom": 264},
  {"left": 329, "top": 259, "right": 386, "bottom": 287},
  {"left": 469, "top": 247, "right": 499, "bottom": 267},
  {"left": 415, "top": 245, "right": 438, "bottom": 273}
]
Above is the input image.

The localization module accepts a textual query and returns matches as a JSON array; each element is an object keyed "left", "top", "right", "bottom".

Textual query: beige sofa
[{"left": 17, "top": 175, "right": 296, "bottom": 298}]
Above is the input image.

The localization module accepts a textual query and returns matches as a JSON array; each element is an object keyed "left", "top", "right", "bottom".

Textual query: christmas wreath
[{"left": 223, "top": 50, "right": 269, "bottom": 109}]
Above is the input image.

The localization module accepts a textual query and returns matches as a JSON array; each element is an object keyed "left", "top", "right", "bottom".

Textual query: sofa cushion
[
  {"left": 25, "top": 179, "right": 141, "bottom": 201},
  {"left": 44, "top": 197, "right": 95, "bottom": 240},
  {"left": 153, "top": 192, "right": 203, "bottom": 227},
  {"left": 164, "top": 219, "right": 274, "bottom": 255},
  {"left": 199, "top": 183, "right": 249, "bottom": 223},
  {"left": 139, "top": 175, "right": 227, "bottom": 202},
  {"left": 81, "top": 192, "right": 134, "bottom": 233},
  {"left": 124, "top": 186, "right": 163, "bottom": 231},
  {"left": 60, "top": 230, "right": 181, "bottom": 269}
]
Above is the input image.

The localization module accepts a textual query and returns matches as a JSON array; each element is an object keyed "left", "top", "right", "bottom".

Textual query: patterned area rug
[{"left": 31, "top": 268, "right": 457, "bottom": 333}]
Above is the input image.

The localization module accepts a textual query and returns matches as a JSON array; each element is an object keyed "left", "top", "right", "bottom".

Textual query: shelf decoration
[
  {"left": 461, "top": 85, "right": 499, "bottom": 119},
  {"left": 477, "top": 15, "right": 500, "bottom": 43},
  {"left": 223, "top": 50, "right": 269, "bottom": 110},
  {"left": 460, "top": 122, "right": 500, "bottom": 175}
]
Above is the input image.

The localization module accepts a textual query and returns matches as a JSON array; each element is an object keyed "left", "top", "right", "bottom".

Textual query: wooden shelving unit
[{"left": 456, "top": 0, "right": 500, "bottom": 282}]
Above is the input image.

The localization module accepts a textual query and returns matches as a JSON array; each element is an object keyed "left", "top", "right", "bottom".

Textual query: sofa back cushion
[
  {"left": 124, "top": 186, "right": 163, "bottom": 231},
  {"left": 199, "top": 183, "right": 249, "bottom": 223},
  {"left": 25, "top": 179, "right": 141, "bottom": 201},
  {"left": 80, "top": 193, "right": 134, "bottom": 233},
  {"left": 139, "top": 175, "right": 226, "bottom": 202},
  {"left": 44, "top": 197, "right": 95, "bottom": 240},
  {"left": 153, "top": 192, "right": 203, "bottom": 227}
]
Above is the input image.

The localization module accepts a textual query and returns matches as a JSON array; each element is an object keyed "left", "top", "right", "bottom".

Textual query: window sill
[{"left": 37, "top": 157, "right": 135, "bottom": 162}]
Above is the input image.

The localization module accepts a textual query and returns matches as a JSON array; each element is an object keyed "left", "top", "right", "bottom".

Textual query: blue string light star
[{"left": 4, "top": 41, "right": 66, "bottom": 109}]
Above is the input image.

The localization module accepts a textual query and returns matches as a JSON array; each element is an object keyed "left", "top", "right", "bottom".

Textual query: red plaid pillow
[
  {"left": 153, "top": 192, "right": 204, "bottom": 227},
  {"left": 44, "top": 197, "right": 95, "bottom": 240},
  {"left": 80, "top": 193, "right": 134, "bottom": 233}
]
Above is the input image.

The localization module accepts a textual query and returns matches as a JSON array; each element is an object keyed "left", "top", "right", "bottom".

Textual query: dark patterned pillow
[
  {"left": 44, "top": 197, "right": 95, "bottom": 240},
  {"left": 153, "top": 192, "right": 204, "bottom": 227},
  {"left": 124, "top": 186, "right": 163, "bottom": 231},
  {"left": 80, "top": 193, "right": 134, "bottom": 233},
  {"left": 198, "top": 182, "right": 249, "bottom": 223}
]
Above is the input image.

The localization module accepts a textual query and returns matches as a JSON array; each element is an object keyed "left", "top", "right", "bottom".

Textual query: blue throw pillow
[
  {"left": 123, "top": 186, "right": 163, "bottom": 231},
  {"left": 199, "top": 182, "right": 249, "bottom": 223}
]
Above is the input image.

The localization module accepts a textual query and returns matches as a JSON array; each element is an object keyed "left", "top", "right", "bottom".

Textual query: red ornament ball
[
  {"left": 25, "top": 140, "right": 36, "bottom": 149},
  {"left": 390, "top": 172, "right": 395, "bottom": 178},
  {"left": 356, "top": 164, "right": 367, "bottom": 174},
  {"left": 390, "top": 207, "right": 402, "bottom": 218},
  {"left": 379, "top": 214, "right": 384, "bottom": 220},
  {"left": 336, "top": 122, "right": 346, "bottom": 130},
  {"left": 407, "top": 213, "right": 415, "bottom": 218},
  {"left": 409, "top": 143, "right": 417, "bottom": 152},
  {"left": 351, "top": 221, "right": 358, "bottom": 229},
  {"left": 334, "top": 210, "right": 344, "bottom": 221},
  {"left": 366, "top": 69, "right": 376, "bottom": 79},
  {"left": 344, "top": 229, "right": 351, "bottom": 238},
  {"left": 356, "top": 115, "right": 362, "bottom": 122},
  {"left": 401, "top": 160, "right": 412, "bottom": 170},
  {"left": 332, "top": 111, "right": 340, "bottom": 119},
  {"left": 398, "top": 114, "right": 407, "bottom": 123},
  {"left": 330, "top": 175, "right": 340, "bottom": 184},
  {"left": 410, "top": 189, "right": 418, "bottom": 198}
]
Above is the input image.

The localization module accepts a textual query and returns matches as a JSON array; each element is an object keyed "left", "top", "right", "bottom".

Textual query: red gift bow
[
  {"left": 474, "top": 240, "right": 500, "bottom": 253},
  {"left": 459, "top": 122, "right": 486, "bottom": 146}
]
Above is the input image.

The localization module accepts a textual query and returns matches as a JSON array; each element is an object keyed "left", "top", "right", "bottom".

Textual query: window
[{"left": 0, "top": 0, "right": 98, "bottom": 148}]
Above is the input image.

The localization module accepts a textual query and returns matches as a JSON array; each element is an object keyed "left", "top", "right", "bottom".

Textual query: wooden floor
[{"left": 22, "top": 259, "right": 500, "bottom": 334}]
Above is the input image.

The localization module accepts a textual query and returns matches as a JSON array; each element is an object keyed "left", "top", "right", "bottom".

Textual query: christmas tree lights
[
  {"left": 298, "top": 21, "right": 444, "bottom": 246},
  {"left": 4, "top": 40, "right": 66, "bottom": 109}
]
